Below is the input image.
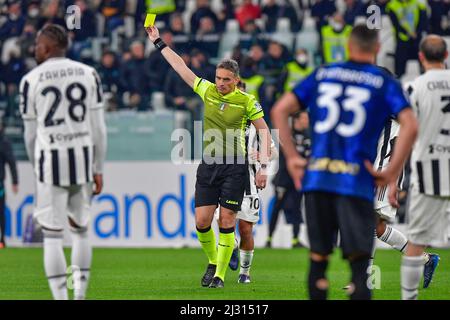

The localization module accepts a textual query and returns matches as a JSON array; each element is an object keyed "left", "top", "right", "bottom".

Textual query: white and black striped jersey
[
  {"left": 407, "top": 69, "right": 450, "bottom": 196},
  {"left": 374, "top": 118, "right": 404, "bottom": 201},
  {"left": 20, "top": 57, "right": 104, "bottom": 187}
]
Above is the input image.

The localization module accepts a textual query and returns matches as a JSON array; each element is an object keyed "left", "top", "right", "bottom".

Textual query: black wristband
[{"left": 153, "top": 38, "right": 167, "bottom": 51}]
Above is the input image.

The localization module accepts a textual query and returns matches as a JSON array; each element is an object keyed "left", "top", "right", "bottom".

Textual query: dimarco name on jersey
[{"left": 38, "top": 67, "right": 85, "bottom": 82}]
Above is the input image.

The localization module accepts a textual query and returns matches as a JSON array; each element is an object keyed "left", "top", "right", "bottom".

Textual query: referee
[{"left": 145, "top": 26, "right": 272, "bottom": 288}]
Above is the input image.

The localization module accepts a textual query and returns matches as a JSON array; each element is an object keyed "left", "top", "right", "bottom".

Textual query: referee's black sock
[
  {"left": 308, "top": 259, "right": 328, "bottom": 300},
  {"left": 349, "top": 258, "right": 371, "bottom": 300}
]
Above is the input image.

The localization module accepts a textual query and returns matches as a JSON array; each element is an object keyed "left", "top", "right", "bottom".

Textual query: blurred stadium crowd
[{"left": 2, "top": 0, "right": 450, "bottom": 120}]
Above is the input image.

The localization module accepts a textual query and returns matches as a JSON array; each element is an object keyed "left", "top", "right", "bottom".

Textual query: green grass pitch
[{"left": 0, "top": 247, "right": 449, "bottom": 300}]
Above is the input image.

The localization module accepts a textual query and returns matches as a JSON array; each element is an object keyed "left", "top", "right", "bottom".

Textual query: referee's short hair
[
  {"left": 40, "top": 24, "right": 69, "bottom": 50},
  {"left": 420, "top": 35, "right": 447, "bottom": 63},
  {"left": 217, "top": 59, "right": 240, "bottom": 77},
  {"left": 349, "top": 24, "right": 379, "bottom": 53}
]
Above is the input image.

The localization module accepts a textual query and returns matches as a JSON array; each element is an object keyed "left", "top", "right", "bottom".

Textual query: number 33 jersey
[
  {"left": 292, "top": 62, "right": 410, "bottom": 201},
  {"left": 20, "top": 57, "right": 103, "bottom": 186}
]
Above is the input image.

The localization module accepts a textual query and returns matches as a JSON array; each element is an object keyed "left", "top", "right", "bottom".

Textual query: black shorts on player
[
  {"left": 195, "top": 162, "right": 247, "bottom": 212},
  {"left": 305, "top": 191, "right": 376, "bottom": 259}
]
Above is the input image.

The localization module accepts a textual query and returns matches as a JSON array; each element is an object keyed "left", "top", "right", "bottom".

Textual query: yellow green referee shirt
[{"left": 193, "top": 77, "right": 264, "bottom": 159}]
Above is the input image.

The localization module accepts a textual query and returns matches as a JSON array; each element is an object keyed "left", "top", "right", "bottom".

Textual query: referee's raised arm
[{"left": 145, "top": 26, "right": 197, "bottom": 88}]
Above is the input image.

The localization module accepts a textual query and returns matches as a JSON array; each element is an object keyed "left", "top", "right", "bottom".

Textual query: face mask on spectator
[
  {"left": 296, "top": 54, "right": 308, "bottom": 67},
  {"left": 28, "top": 8, "right": 40, "bottom": 18},
  {"left": 331, "top": 21, "right": 344, "bottom": 32},
  {"left": 9, "top": 13, "right": 19, "bottom": 20}
]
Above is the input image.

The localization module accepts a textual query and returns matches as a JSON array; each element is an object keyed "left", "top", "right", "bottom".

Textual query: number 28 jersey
[
  {"left": 20, "top": 57, "right": 103, "bottom": 187},
  {"left": 292, "top": 62, "right": 410, "bottom": 201}
]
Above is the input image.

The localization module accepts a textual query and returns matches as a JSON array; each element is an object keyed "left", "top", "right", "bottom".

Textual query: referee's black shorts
[
  {"left": 304, "top": 191, "right": 376, "bottom": 259},
  {"left": 195, "top": 162, "right": 247, "bottom": 212}
]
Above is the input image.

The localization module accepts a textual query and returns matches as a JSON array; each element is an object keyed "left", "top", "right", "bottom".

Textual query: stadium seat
[
  {"left": 255, "top": 18, "right": 265, "bottom": 31},
  {"left": 218, "top": 25, "right": 240, "bottom": 59},
  {"left": 295, "top": 30, "right": 319, "bottom": 58},
  {"left": 151, "top": 92, "right": 167, "bottom": 111},
  {"left": 302, "top": 16, "right": 316, "bottom": 32},
  {"left": 276, "top": 18, "right": 291, "bottom": 33},
  {"left": 225, "top": 19, "right": 240, "bottom": 33}
]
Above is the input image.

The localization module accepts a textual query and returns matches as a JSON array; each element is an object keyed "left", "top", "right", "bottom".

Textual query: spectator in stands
[
  {"left": 37, "top": 0, "right": 66, "bottom": 29},
  {"left": 428, "top": 0, "right": 450, "bottom": 35},
  {"left": 240, "top": 56, "right": 265, "bottom": 102},
  {"left": 190, "top": 0, "right": 219, "bottom": 35},
  {"left": 193, "top": 16, "right": 220, "bottom": 58},
  {"left": 163, "top": 52, "right": 203, "bottom": 129},
  {"left": 368, "top": 0, "right": 389, "bottom": 14},
  {"left": 262, "top": 0, "right": 301, "bottom": 33},
  {"left": 68, "top": 0, "right": 97, "bottom": 60},
  {"left": 98, "top": 50, "right": 122, "bottom": 111},
  {"left": 18, "top": 23, "right": 37, "bottom": 60},
  {"left": 239, "top": 19, "right": 264, "bottom": 51},
  {"left": 248, "top": 43, "right": 265, "bottom": 69},
  {"left": 190, "top": 48, "right": 216, "bottom": 82},
  {"left": 217, "top": 0, "right": 235, "bottom": 32},
  {"left": 310, "top": 0, "right": 336, "bottom": 32},
  {"left": 343, "top": 0, "right": 367, "bottom": 26},
  {"left": 231, "top": 45, "right": 245, "bottom": 67},
  {"left": 99, "top": 0, "right": 126, "bottom": 35},
  {"left": 169, "top": 13, "right": 191, "bottom": 54},
  {"left": 262, "top": 0, "right": 281, "bottom": 33},
  {"left": 386, "top": 0, "right": 428, "bottom": 77},
  {"left": 235, "top": 0, "right": 262, "bottom": 30},
  {"left": 0, "top": 0, "right": 25, "bottom": 41},
  {"left": 259, "top": 41, "right": 287, "bottom": 126},
  {"left": 146, "top": 29, "right": 174, "bottom": 91},
  {"left": 24, "top": 0, "right": 41, "bottom": 29},
  {"left": 320, "top": 12, "right": 353, "bottom": 64},
  {"left": 120, "top": 41, "right": 151, "bottom": 111},
  {"left": 281, "top": 48, "right": 313, "bottom": 93}
]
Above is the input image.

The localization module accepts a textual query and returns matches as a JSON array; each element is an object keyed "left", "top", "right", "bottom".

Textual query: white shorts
[
  {"left": 34, "top": 181, "right": 93, "bottom": 231},
  {"left": 407, "top": 183, "right": 450, "bottom": 246},
  {"left": 237, "top": 193, "right": 260, "bottom": 224},
  {"left": 374, "top": 184, "right": 397, "bottom": 221}
]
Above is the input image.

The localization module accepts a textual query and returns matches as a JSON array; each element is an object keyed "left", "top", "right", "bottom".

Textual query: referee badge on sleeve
[{"left": 254, "top": 102, "right": 262, "bottom": 112}]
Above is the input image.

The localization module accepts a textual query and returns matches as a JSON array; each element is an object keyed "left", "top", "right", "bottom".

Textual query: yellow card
[{"left": 144, "top": 13, "right": 156, "bottom": 27}]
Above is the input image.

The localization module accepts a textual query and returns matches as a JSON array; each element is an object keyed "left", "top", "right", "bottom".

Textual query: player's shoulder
[
  {"left": 236, "top": 89, "right": 256, "bottom": 101},
  {"left": 66, "top": 58, "right": 97, "bottom": 75}
]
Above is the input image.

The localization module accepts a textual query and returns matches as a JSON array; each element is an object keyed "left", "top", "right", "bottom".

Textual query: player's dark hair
[
  {"left": 217, "top": 59, "right": 240, "bottom": 77},
  {"left": 350, "top": 24, "right": 379, "bottom": 53},
  {"left": 40, "top": 24, "right": 68, "bottom": 50},
  {"left": 420, "top": 35, "right": 447, "bottom": 63}
]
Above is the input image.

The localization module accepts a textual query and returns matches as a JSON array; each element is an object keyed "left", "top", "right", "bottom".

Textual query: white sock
[
  {"left": 401, "top": 256, "right": 424, "bottom": 300},
  {"left": 43, "top": 235, "right": 68, "bottom": 300},
  {"left": 368, "top": 230, "right": 377, "bottom": 273},
  {"left": 239, "top": 250, "right": 254, "bottom": 276},
  {"left": 71, "top": 229, "right": 92, "bottom": 300},
  {"left": 379, "top": 225, "right": 408, "bottom": 253}
]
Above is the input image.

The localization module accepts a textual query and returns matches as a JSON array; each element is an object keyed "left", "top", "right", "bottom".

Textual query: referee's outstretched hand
[
  {"left": 145, "top": 26, "right": 159, "bottom": 42},
  {"left": 287, "top": 155, "right": 307, "bottom": 190}
]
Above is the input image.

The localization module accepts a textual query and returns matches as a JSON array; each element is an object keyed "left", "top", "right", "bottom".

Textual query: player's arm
[
  {"left": 271, "top": 92, "right": 307, "bottom": 189},
  {"left": 90, "top": 71, "right": 107, "bottom": 195},
  {"left": 366, "top": 108, "right": 418, "bottom": 206},
  {"left": 19, "top": 76, "right": 37, "bottom": 169},
  {"left": 145, "top": 26, "right": 197, "bottom": 88},
  {"left": 252, "top": 117, "right": 271, "bottom": 189}
]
